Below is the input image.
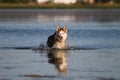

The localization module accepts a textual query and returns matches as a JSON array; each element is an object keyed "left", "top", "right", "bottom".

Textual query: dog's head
[{"left": 55, "top": 26, "right": 67, "bottom": 42}]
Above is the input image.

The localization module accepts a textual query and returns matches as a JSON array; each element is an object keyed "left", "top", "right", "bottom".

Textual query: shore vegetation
[{"left": 0, "top": 3, "right": 120, "bottom": 9}]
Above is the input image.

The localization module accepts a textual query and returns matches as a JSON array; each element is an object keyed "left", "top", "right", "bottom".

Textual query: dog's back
[{"left": 47, "top": 33, "right": 55, "bottom": 48}]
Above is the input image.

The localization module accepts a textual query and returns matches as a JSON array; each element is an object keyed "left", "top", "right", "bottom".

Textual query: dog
[{"left": 46, "top": 26, "right": 67, "bottom": 49}]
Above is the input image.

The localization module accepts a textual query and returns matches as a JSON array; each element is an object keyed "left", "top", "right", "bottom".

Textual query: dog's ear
[
  {"left": 56, "top": 26, "right": 60, "bottom": 32},
  {"left": 63, "top": 26, "right": 67, "bottom": 33}
]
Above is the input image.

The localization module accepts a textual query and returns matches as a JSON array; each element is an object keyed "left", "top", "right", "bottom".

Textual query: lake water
[{"left": 0, "top": 9, "right": 120, "bottom": 80}]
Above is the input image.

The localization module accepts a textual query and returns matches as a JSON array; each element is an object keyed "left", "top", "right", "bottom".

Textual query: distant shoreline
[{"left": 0, "top": 3, "right": 120, "bottom": 9}]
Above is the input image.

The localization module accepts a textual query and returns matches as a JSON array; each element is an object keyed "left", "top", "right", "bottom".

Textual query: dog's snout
[
  {"left": 60, "top": 36, "right": 62, "bottom": 39},
  {"left": 58, "top": 34, "right": 63, "bottom": 39}
]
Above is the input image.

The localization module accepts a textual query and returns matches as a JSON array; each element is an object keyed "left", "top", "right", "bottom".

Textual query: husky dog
[{"left": 47, "top": 26, "right": 67, "bottom": 49}]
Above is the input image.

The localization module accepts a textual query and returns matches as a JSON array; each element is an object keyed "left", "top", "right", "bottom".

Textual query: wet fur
[{"left": 47, "top": 26, "right": 67, "bottom": 49}]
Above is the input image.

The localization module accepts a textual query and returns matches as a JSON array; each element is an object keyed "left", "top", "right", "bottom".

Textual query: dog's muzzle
[{"left": 58, "top": 36, "right": 63, "bottom": 41}]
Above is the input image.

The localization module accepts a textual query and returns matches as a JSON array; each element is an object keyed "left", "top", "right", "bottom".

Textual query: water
[{"left": 0, "top": 9, "right": 120, "bottom": 80}]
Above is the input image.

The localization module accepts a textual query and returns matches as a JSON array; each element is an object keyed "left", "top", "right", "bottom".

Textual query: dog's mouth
[
  {"left": 58, "top": 36, "right": 63, "bottom": 41},
  {"left": 59, "top": 37, "right": 63, "bottom": 40}
]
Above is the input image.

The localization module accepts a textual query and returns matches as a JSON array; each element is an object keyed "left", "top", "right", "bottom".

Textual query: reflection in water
[
  {"left": 36, "top": 10, "right": 120, "bottom": 22},
  {"left": 37, "top": 14, "right": 76, "bottom": 22},
  {"left": 47, "top": 50, "right": 67, "bottom": 76},
  {"left": 0, "top": 10, "right": 120, "bottom": 23}
]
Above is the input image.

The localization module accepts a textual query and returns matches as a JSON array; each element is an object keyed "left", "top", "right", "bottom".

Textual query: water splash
[{"left": 0, "top": 43, "right": 118, "bottom": 50}]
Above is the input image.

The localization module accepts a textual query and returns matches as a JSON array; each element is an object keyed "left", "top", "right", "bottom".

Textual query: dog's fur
[{"left": 47, "top": 26, "right": 67, "bottom": 49}]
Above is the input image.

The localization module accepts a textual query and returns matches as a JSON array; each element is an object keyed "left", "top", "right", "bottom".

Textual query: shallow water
[
  {"left": 0, "top": 9, "right": 120, "bottom": 80},
  {"left": 0, "top": 49, "right": 120, "bottom": 80}
]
